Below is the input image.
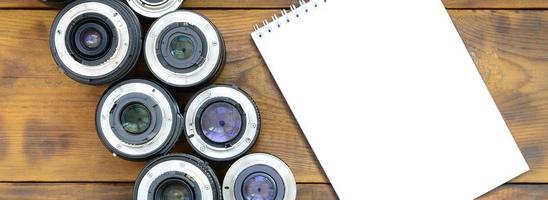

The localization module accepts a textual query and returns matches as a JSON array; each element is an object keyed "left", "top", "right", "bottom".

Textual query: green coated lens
[
  {"left": 169, "top": 35, "right": 194, "bottom": 60},
  {"left": 161, "top": 180, "right": 193, "bottom": 200},
  {"left": 121, "top": 103, "right": 151, "bottom": 134}
]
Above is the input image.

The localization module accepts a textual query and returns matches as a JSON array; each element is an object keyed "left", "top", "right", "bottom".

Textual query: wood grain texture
[
  {"left": 478, "top": 184, "right": 548, "bottom": 200},
  {"left": 0, "top": 7, "right": 548, "bottom": 184},
  {"left": 3, "top": 0, "right": 548, "bottom": 9},
  {"left": 448, "top": 10, "right": 548, "bottom": 183},
  {"left": 0, "top": 0, "right": 298, "bottom": 9},
  {"left": 0, "top": 183, "right": 338, "bottom": 200},
  {"left": 444, "top": 0, "right": 548, "bottom": 9},
  {"left": 0, "top": 9, "right": 326, "bottom": 183},
  {"left": 0, "top": 183, "right": 545, "bottom": 199}
]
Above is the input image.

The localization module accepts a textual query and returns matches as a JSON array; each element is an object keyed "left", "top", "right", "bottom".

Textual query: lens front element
[
  {"left": 243, "top": 173, "right": 277, "bottom": 200},
  {"left": 121, "top": 103, "right": 152, "bottom": 134},
  {"left": 170, "top": 34, "right": 195, "bottom": 61},
  {"left": 200, "top": 102, "right": 242, "bottom": 143}
]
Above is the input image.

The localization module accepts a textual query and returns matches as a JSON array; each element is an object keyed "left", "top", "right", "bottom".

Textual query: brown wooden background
[{"left": 0, "top": 0, "right": 547, "bottom": 199}]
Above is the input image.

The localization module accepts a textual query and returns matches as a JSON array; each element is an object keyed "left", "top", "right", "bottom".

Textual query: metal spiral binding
[{"left": 253, "top": 0, "right": 327, "bottom": 38}]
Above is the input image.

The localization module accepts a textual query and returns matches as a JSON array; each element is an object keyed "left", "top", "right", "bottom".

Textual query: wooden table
[{"left": 0, "top": 0, "right": 546, "bottom": 199}]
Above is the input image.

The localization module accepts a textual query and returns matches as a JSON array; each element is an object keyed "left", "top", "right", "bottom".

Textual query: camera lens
[
  {"left": 40, "top": 0, "right": 75, "bottom": 6},
  {"left": 134, "top": 154, "right": 222, "bottom": 200},
  {"left": 50, "top": 0, "right": 142, "bottom": 85},
  {"left": 223, "top": 153, "right": 297, "bottom": 200},
  {"left": 184, "top": 85, "right": 260, "bottom": 161},
  {"left": 96, "top": 79, "right": 183, "bottom": 160},
  {"left": 127, "top": 0, "right": 183, "bottom": 18},
  {"left": 145, "top": 10, "right": 225, "bottom": 88}
]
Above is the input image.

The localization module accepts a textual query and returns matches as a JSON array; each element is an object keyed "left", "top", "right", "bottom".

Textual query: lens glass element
[
  {"left": 243, "top": 173, "right": 276, "bottom": 200},
  {"left": 169, "top": 34, "right": 194, "bottom": 60},
  {"left": 81, "top": 28, "right": 102, "bottom": 49},
  {"left": 200, "top": 102, "right": 242, "bottom": 143},
  {"left": 121, "top": 103, "right": 151, "bottom": 134},
  {"left": 159, "top": 180, "right": 193, "bottom": 200}
]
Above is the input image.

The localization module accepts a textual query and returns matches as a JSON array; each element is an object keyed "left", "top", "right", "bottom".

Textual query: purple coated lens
[
  {"left": 243, "top": 174, "right": 276, "bottom": 200},
  {"left": 200, "top": 102, "right": 242, "bottom": 143},
  {"left": 81, "top": 28, "right": 102, "bottom": 49}
]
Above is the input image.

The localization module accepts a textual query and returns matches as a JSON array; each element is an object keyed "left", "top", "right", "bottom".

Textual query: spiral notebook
[{"left": 252, "top": 0, "right": 529, "bottom": 199}]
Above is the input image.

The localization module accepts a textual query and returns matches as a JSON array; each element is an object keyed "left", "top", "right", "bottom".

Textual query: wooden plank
[
  {"left": 448, "top": 9, "right": 548, "bottom": 183},
  {"left": 0, "top": 10, "right": 327, "bottom": 183},
  {"left": 0, "top": 183, "right": 338, "bottom": 200},
  {"left": 478, "top": 184, "right": 548, "bottom": 199},
  {"left": 0, "top": 0, "right": 297, "bottom": 9},
  {"left": 3, "top": 0, "right": 548, "bottom": 9},
  {"left": 0, "top": 183, "right": 546, "bottom": 199},
  {"left": 444, "top": 0, "right": 548, "bottom": 9}
]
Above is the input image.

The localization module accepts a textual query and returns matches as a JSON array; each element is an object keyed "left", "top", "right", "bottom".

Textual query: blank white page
[{"left": 252, "top": 0, "right": 529, "bottom": 199}]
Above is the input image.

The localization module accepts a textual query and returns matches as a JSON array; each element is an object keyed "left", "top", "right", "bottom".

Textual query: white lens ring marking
[
  {"left": 145, "top": 11, "right": 222, "bottom": 87},
  {"left": 54, "top": 2, "right": 130, "bottom": 77},
  {"left": 99, "top": 82, "right": 174, "bottom": 156}
]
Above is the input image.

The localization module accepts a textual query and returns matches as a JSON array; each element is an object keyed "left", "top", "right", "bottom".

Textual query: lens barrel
[
  {"left": 223, "top": 153, "right": 297, "bottom": 200},
  {"left": 40, "top": 0, "right": 75, "bottom": 6},
  {"left": 184, "top": 85, "right": 260, "bottom": 161},
  {"left": 133, "top": 154, "right": 222, "bottom": 200},
  {"left": 127, "top": 0, "right": 183, "bottom": 18},
  {"left": 96, "top": 79, "right": 183, "bottom": 160},
  {"left": 50, "top": 0, "right": 142, "bottom": 85},
  {"left": 145, "top": 10, "right": 225, "bottom": 88}
]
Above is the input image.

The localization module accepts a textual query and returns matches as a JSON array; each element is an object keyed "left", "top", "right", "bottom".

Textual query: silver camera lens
[
  {"left": 145, "top": 10, "right": 225, "bottom": 88},
  {"left": 184, "top": 85, "right": 260, "bottom": 161},
  {"left": 133, "top": 154, "right": 222, "bottom": 200},
  {"left": 95, "top": 79, "right": 183, "bottom": 160},
  {"left": 223, "top": 153, "right": 297, "bottom": 200},
  {"left": 50, "top": 0, "right": 142, "bottom": 85},
  {"left": 127, "top": 0, "right": 183, "bottom": 18}
]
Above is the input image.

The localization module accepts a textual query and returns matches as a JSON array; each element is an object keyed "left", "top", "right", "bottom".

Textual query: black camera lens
[
  {"left": 134, "top": 154, "right": 222, "bottom": 200},
  {"left": 40, "top": 0, "right": 75, "bottom": 6},
  {"left": 96, "top": 79, "right": 183, "bottom": 160},
  {"left": 223, "top": 153, "right": 297, "bottom": 200},
  {"left": 50, "top": 0, "right": 142, "bottom": 85},
  {"left": 184, "top": 85, "right": 260, "bottom": 161},
  {"left": 127, "top": 0, "right": 183, "bottom": 18},
  {"left": 145, "top": 10, "right": 225, "bottom": 88}
]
